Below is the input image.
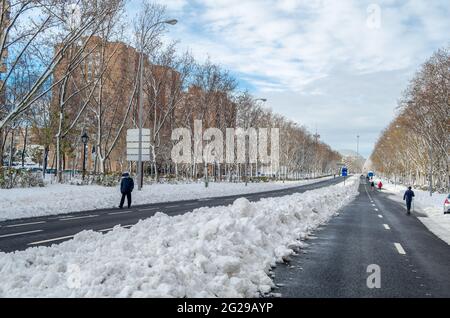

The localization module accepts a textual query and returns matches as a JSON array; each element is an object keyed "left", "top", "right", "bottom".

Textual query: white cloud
[
  {"left": 142, "top": 0, "right": 449, "bottom": 156},
  {"left": 161, "top": 0, "right": 448, "bottom": 92}
]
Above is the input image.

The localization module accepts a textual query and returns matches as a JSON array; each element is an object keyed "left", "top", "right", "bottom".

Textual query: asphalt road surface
[
  {"left": 273, "top": 177, "right": 450, "bottom": 298},
  {"left": 0, "top": 177, "right": 344, "bottom": 253}
]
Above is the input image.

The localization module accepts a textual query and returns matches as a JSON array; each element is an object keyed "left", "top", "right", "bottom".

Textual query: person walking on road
[
  {"left": 378, "top": 181, "right": 383, "bottom": 190},
  {"left": 370, "top": 180, "right": 375, "bottom": 191},
  {"left": 403, "top": 186, "right": 415, "bottom": 215},
  {"left": 119, "top": 172, "right": 134, "bottom": 209}
]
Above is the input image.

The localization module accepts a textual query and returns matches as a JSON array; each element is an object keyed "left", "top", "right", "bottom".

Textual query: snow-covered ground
[
  {"left": 0, "top": 177, "right": 333, "bottom": 221},
  {"left": 379, "top": 181, "right": 450, "bottom": 245},
  {"left": 0, "top": 176, "right": 359, "bottom": 298}
]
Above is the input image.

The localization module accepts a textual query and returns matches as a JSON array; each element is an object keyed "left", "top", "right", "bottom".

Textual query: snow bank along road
[
  {"left": 0, "top": 177, "right": 357, "bottom": 297},
  {"left": 0, "top": 177, "right": 344, "bottom": 253},
  {"left": 273, "top": 177, "right": 450, "bottom": 297}
]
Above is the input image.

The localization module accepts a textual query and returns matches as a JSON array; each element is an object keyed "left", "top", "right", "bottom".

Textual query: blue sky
[{"left": 126, "top": 0, "right": 449, "bottom": 158}]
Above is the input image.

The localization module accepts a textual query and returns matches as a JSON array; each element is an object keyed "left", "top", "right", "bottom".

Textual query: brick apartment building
[
  {"left": 44, "top": 35, "right": 237, "bottom": 175},
  {"left": 49, "top": 36, "right": 188, "bottom": 174}
]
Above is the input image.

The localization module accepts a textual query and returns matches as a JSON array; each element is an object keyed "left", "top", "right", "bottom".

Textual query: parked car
[{"left": 444, "top": 194, "right": 450, "bottom": 214}]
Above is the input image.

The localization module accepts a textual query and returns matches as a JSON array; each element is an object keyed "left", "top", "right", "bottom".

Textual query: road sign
[
  {"left": 342, "top": 167, "right": 348, "bottom": 177},
  {"left": 127, "top": 129, "right": 150, "bottom": 143},
  {"left": 127, "top": 129, "right": 151, "bottom": 137},
  {"left": 127, "top": 129, "right": 152, "bottom": 162},
  {"left": 127, "top": 148, "right": 151, "bottom": 156}
]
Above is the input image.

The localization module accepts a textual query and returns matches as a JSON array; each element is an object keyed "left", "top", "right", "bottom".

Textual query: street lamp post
[
  {"left": 357, "top": 135, "right": 360, "bottom": 157},
  {"left": 81, "top": 132, "right": 89, "bottom": 181},
  {"left": 357, "top": 135, "right": 360, "bottom": 173},
  {"left": 137, "top": 19, "right": 178, "bottom": 191}
]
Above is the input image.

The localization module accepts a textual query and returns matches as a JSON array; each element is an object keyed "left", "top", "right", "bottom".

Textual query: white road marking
[
  {"left": 49, "top": 215, "right": 75, "bottom": 220},
  {"left": 374, "top": 208, "right": 379, "bottom": 212},
  {"left": 372, "top": 204, "right": 376, "bottom": 207},
  {"left": 378, "top": 215, "right": 383, "bottom": 218},
  {"left": 0, "top": 230, "right": 43, "bottom": 239},
  {"left": 198, "top": 198, "right": 212, "bottom": 202},
  {"left": 138, "top": 207, "right": 157, "bottom": 212},
  {"left": 165, "top": 205, "right": 180, "bottom": 209},
  {"left": 394, "top": 243, "right": 406, "bottom": 255},
  {"left": 108, "top": 211, "right": 132, "bottom": 215},
  {"left": 59, "top": 215, "right": 98, "bottom": 221},
  {"left": 5, "top": 221, "right": 46, "bottom": 228},
  {"left": 98, "top": 228, "right": 114, "bottom": 233},
  {"left": 383, "top": 224, "right": 391, "bottom": 230},
  {"left": 28, "top": 235, "right": 75, "bottom": 246}
]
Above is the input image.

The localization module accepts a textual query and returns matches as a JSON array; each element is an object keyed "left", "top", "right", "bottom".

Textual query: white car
[{"left": 445, "top": 194, "right": 450, "bottom": 214}]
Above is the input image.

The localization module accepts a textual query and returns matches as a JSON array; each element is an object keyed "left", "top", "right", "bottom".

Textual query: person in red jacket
[{"left": 378, "top": 181, "right": 383, "bottom": 190}]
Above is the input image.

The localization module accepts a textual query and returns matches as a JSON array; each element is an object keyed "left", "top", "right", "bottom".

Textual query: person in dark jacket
[
  {"left": 403, "top": 187, "right": 415, "bottom": 215},
  {"left": 119, "top": 172, "right": 134, "bottom": 209}
]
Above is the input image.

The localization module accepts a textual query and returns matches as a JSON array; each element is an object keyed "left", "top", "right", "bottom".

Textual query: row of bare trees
[
  {"left": 371, "top": 47, "right": 449, "bottom": 192},
  {"left": 1, "top": 0, "right": 341, "bottom": 184}
]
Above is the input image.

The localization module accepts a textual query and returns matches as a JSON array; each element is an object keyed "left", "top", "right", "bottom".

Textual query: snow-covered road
[
  {"left": 0, "top": 177, "right": 332, "bottom": 221},
  {"left": 0, "top": 176, "right": 359, "bottom": 298}
]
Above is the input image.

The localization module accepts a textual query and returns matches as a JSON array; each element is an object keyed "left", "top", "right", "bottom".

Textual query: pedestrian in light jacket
[
  {"left": 119, "top": 172, "right": 134, "bottom": 209},
  {"left": 403, "top": 186, "right": 415, "bottom": 215}
]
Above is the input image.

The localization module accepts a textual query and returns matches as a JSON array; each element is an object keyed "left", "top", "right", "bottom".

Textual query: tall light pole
[
  {"left": 357, "top": 135, "right": 360, "bottom": 173},
  {"left": 357, "top": 135, "right": 360, "bottom": 157},
  {"left": 137, "top": 19, "right": 178, "bottom": 191},
  {"left": 313, "top": 128, "right": 320, "bottom": 179}
]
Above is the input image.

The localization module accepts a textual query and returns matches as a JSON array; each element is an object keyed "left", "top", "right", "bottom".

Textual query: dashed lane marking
[
  {"left": 59, "top": 215, "right": 98, "bottom": 221},
  {"left": 0, "top": 230, "right": 43, "bottom": 239},
  {"left": 138, "top": 207, "right": 158, "bottom": 212},
  {"left": 5, "top": 221, "right": 46, "bottom": 228},
  {"left": 394, "top": 243, "right": 407, "bottom": 255},
  {"left": 108, "top": 211, "right": 133, "bottom": 216},
  {"left": 378, "top": 215, "right": 384, "bottom": 218},
  {"left": 28, "top": 235, "right": 75, "bottom": 246},
  {"left": 383, "top": 224, "right": 391, "bottom": 230}
]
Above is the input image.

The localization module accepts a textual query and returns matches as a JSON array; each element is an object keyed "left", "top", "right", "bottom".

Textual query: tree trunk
[{"left": 21, "top": 125, "right": 28, "bottom": 168}]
